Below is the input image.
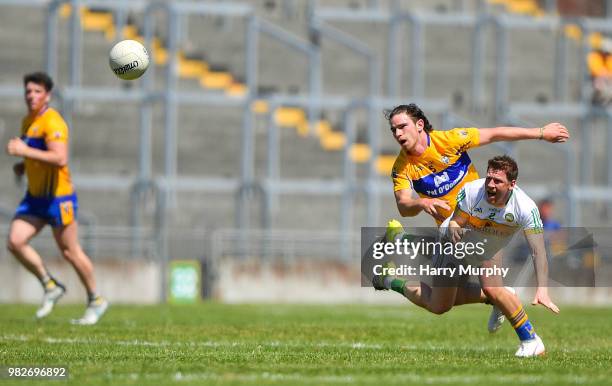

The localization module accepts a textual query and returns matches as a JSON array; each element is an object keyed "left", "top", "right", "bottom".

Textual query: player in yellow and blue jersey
[
  {"left": 5, "top": 72, "right": 108, "bottom": 325},
  {"left": 374, "top": 104, "right": 568, "bottom": 340},
  {"left": 387, "top": 104, "right": 569, "bottom": 224}
]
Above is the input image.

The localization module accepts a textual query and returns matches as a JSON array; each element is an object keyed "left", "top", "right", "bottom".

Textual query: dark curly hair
[
  {"left": 24, "top": 72, "right": 54, "bottom": 92},
  {"left": 383, "top": 103, "right": 433, "bottom": 133}
]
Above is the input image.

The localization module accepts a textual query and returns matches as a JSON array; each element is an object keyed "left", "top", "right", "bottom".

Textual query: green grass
[{"left": 0, "top": 303, "right": 610, "bottom": 385}]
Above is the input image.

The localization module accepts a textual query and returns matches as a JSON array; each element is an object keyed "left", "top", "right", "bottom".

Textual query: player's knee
[
  {"left": 7, "top": 235, "right": 27, "bottom": 254},
  {"left": 427, "top": 302, "right": 453, "bottom": 315},
  {"left": 60, "top": 247, "right": 78, "bottom": 263}
]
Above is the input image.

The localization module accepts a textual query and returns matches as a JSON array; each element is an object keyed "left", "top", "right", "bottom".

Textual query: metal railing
[{"left": 2, "top": 0, "right": 612, "bottom": 300}]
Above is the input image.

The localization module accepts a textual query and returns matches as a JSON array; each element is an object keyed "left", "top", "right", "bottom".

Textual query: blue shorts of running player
[{"left": 14, "top": 193, "right": 78, "bottom": 228}]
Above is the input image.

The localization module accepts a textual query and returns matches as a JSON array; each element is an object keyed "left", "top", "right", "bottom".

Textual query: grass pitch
[{"left": 0, "top": 303, "right": 610, "bottom": 385}]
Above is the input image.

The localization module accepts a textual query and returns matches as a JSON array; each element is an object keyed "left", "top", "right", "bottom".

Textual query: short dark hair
[
  {"left": 383, "top": 103, "right": 433, "bottom": 132},
  {"left": 23, "top": 72, "right": 54, "bottom": 92},
  {"left": 487, "top": 155, "right": 518, "bottom": 181}
]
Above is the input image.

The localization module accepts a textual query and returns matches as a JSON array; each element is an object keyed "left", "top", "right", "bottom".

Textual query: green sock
[{"left": 390, "top": 278, "right": 407, "bottom": 295}]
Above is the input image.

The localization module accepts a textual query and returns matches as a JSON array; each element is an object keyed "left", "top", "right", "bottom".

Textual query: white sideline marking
[
  {"left": 0, "top": 334, "right": 501, "bottom": 352},
  {"left": 0, "top": 334, "right": 385, "bottom": 350},
  {"left": 1, "top": 335, "right": 596, "bottom": 384}
]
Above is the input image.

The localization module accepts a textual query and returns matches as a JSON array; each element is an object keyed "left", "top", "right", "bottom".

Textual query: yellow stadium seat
[
  {"left": 81, "top": 9, "right": 113, "bottom": 32},
  {"left": 226, "top": 83, "right": 248, "bottom": 97},
  {"left": 178, "top": 56, "right": 208, "bottom": 79},
  {"left": 506, "top": 0, "right": 538, "bottom": 15},
  {"left": 320, "top": 132, "right": 346, "bottom": 151},
  {"left": 564, "top": 24, "right": 582, "bottom": 41},
  {"left": 350, "top": 144, "right": 372, "bottom": 163},
  {"left": 59, "top": 3, "right": 72, "bottom": 18},
  {"left": 315, "top": 120, "right": 332, "bottom": 137},
  {"left": 376, "top": 155, "right": 396, "bottom": 175},
  {"left": 274, "top": 107, "right": 306, "bottom": 128},
  {"left": 251, "top": 100, "right": 269, "bottom": 114},
  {"left": 200, "top": 72, "right": 233, "bottom": 89},
  {"left": 122, "top": 25, "right": 139, "bottom": 40},
  {"left": 589, "top": 32, "right": 604, "bottom": 50},
  {"left": 152, "top": 45, "right": 168, "bottom": 66}
]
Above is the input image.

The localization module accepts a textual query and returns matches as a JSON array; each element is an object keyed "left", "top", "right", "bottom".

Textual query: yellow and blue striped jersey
[
  {"left": 21, "top": 108, "right": 74, "bottom": 197},
  {"left": 391, "top": 127, "right": 481, "bottom": 221}
]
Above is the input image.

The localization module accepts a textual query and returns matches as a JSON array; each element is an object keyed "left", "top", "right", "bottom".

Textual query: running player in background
[
  {"left": 5, "top": 72, "right": 108, "bottom": 325},
  {"left": 380, "top": 104, "right": 567, "bottom": 332}
]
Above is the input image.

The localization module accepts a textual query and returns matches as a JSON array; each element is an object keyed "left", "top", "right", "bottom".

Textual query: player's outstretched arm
[
  {"left": 478, "top": 122, "right": 570, "bottom": 146},
  {"left": 525, "top": 231, "right": 560, "bottom": 314},
  {"left": 394, "top": 188, "right": 450, "bottom": 222}
]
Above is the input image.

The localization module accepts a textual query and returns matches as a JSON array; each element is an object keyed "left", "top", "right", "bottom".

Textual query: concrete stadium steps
[
  {"left": 268, "top": 187, "right": 440, "bottom": 231},
  {"left": 0, "top": 6, "right": 46, "bottom": 84},
  {"left": 162, "top": 105, "right": 346, "bottom": 179},
  {"left": 163, "top": 192, "right": 236, "bottom": 230},
  {"left": 68, "top": 101, "right": 150, "bottom": 174},
  {"left": 66, "top": 102, "right": 349, "bottom": 179},
  {"left": 275, "top": 127, "right": 345, "bottom": 179},
  {"left": 166, "top": 105, "right": 245, "bottom": 176},
  {"left": 183, "top": 14, "right": 247, "bottom": 70},
  {"left": 72, "top": 188, "right": 133, "bottom": 226},
  {"left": 0, "top": 1, "right": 607, "bottom": 231}
]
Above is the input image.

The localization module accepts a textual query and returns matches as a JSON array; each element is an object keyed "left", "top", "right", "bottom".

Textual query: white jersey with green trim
[{"left": 455, "top": 178, "right": 544, "bottom": 238}]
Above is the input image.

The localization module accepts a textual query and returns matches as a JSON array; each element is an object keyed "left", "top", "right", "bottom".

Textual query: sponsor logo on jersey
[
  {"left": 433, "top": 172, "right": 450, "bottom": 188},
  {"left": 412, "top": 152, "right": 472, "bottom": 198},
  {"left": 505, "top": 213, "right": 515, "bottom": 222}
]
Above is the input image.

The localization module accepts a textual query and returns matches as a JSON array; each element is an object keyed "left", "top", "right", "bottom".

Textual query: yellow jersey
[
  {"left": 391, "top": 128, "right": 481, "bottom": 221},
  {"left": 21, "top": 107, "right": 74, "bottom": 197}
]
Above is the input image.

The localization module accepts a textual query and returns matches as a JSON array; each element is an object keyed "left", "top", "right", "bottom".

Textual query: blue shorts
[{"left": 15, "top": 193, "right": 78, "bottom": 228}]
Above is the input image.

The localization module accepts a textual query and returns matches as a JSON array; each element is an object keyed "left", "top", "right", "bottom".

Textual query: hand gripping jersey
[
  {"left": 21, "top": 107, "right": 73, "bottom": 197},
  {"left": 392, "top": 128, "right": 481, "bottom": 221}
]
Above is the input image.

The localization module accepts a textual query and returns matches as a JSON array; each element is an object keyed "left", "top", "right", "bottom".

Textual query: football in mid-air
[{"left": 109, "top": 39, "right": 149, "bottom": 80}]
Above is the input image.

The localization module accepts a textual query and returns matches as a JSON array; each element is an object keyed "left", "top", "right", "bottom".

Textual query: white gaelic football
[{"left": 109, "top": 39, "right": 149, "bottom": 80}]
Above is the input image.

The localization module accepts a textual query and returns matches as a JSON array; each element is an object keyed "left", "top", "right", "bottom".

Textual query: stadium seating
[{"left": 1, "top": 0, "right": 611, "bottom": 239}]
